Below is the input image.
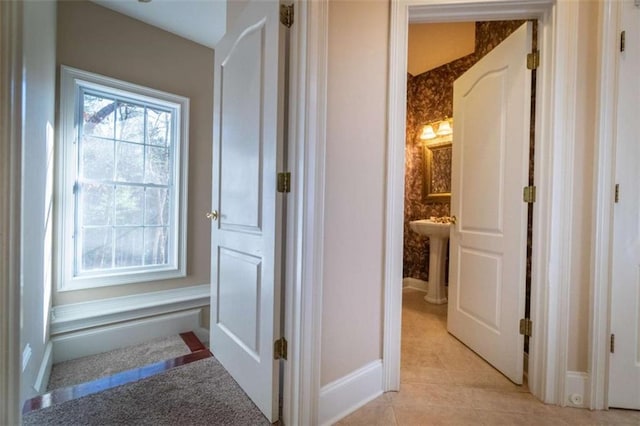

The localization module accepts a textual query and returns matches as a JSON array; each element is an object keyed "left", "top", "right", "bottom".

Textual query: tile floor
[{"left": 336, "top": 288, "right": 640, "bottom": 425}]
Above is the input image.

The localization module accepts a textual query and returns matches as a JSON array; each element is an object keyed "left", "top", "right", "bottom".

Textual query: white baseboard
[
  {"left": 403, "top": 277, "right": 428, "bottom": 292},
  {"left": 51, "top": 284, "right": 210, "bottom": 335},
  {"left": 318, "top": 360, "right": 383, "bottom": 426},
  {"left": 565, "top": 371, "right": 590, "bottom": 408},
  {"left": 51, "top": 309, "right": 203, "bottom": 363},
  {"left": 33, "top": 341, "right": 53, "bottom": 393}
]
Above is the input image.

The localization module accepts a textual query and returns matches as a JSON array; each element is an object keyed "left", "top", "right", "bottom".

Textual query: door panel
[
  {"left": 218, "top": 247, "right": 261, "bottom": 355},
  {"left": 609, "top": 0, "right": 640, "bottom": 410},
  {"left": 219, "top": 22, "right": 264, "bottom": 232},
  {"left": 459, "top": 70, "right": 507, "bottom": 233},
  {"left": 448, "top": 22, "right": 532, "bottom": 384},
  {"left": 210, "top": 0, "right": 284, "bottom": 421},
  {"left": 458, "top": 249, "right": 502, "bottom": 332}
]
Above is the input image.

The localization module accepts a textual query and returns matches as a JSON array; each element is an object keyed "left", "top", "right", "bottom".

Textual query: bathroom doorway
[{"left": 400, "top": 18, "right": 537, "bottom": 388}]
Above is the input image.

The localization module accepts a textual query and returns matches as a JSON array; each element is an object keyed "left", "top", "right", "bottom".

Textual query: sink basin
[
  {"left": 409, "top": 219, "right": 451, "bottom": 238},
  {"left": 409, "top": 219, "right": 451, "bottom": 305}
]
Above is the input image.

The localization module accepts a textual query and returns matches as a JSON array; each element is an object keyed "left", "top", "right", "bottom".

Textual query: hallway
[{"left": 337, "top": 288, "right": 640, "bottom": 425}]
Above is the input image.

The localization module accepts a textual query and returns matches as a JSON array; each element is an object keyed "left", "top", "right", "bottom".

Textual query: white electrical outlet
[{"left": 569, "top": 393, "right": 583, "bottom": 406}]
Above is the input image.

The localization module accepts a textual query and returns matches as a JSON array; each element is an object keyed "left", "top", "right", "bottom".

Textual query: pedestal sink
[{"left": 409, "top": 219, "right": 451, "bottom": 304}]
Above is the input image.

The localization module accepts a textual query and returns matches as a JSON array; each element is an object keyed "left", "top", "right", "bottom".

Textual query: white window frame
[{"left": 57, "top": 66, "right": 189, "bottom": 291}]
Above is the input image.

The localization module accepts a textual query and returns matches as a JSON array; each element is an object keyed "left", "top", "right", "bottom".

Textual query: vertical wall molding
[
  {"left": 0, "top": 1, "right": 23, "bottom": 423},
  {"left": 541, "top": 0, "right": 580, "bottom": 406},
  {"left": 383, "top": 0, "right": 408, "bottom": 392}
]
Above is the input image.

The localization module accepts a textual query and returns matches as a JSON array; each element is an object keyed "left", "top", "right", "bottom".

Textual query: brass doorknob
[
  {"left": 450, "top": 215, "right": 457, "bottom": 224},
  {"left": 206, "top": 210, "right": 219, "bottom": 221}
]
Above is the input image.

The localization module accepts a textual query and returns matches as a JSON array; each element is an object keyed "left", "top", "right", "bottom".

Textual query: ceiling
[
  {"left": 91, "top": 0, "right": 226, "bottom": 49},
  {"left": 407, "top": 22, "right": 475, "bottom": 76}
]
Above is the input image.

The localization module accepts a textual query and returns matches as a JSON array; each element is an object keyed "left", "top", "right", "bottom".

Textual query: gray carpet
[
  {"left": 24, "top": 356, "right": 270, "bottom": 426},
  {"left": 47, "top": 335, "right": 191, "bottom": 390}
]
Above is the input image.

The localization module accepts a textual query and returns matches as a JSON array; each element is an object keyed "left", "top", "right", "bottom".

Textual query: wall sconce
[
  {"left": 436, "top": 119, "right": 452, "bottom": 136},
  {"left": 420, "top": 118, "right": 453, "bottom": 142},
  {"left": 420, "top": 125, "right": 437, "bottom": 140}
]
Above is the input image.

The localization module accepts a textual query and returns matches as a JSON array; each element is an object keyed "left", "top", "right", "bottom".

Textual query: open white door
[
  {"left": 209, "top": 1, "right": 285, "bottom": 422},
  {"left": 609, "top": 0, "right": 640, "bottom": 410},
  {"left": 448, "top": 23, "right": 532, "bottom": 384}
]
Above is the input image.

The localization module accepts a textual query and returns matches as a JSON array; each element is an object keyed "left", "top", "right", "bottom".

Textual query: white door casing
[
  {"left": 209, "top": 0, "right": 285, "bottom": 421},
  {"left": 609, "top": 0, "right": 640, "bottom": 410},
  {"left": 447, "top": 23, "right": 532, "bottom": 384}
]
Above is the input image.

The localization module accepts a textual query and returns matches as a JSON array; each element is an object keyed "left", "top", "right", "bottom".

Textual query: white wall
[
  {"left": 321, "top": 0, "right": 389, "bottom": 386},
  {"left": 20, "top": 0, "right": 56, "bottom": 402}
]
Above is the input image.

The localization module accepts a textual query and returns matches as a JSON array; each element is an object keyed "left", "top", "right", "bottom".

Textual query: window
[{"left": 57, "top": 66, "right": 189, "bottom": 290}]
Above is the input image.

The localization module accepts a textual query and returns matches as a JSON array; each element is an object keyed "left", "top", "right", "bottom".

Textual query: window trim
[{"left": 57, "top": 66, "right": 189, "bottom": 291}]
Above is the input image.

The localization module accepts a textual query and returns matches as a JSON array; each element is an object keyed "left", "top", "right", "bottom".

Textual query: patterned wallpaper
[{"left": 404, "top": 20, "right": 526, "bottom": 281}]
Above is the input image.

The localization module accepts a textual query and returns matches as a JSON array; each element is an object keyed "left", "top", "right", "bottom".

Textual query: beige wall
[
  {"left": 321, "top": 0, "right": 389, "bottom": 386},
  {"left": 407, "top": 22, "right": 475, "bottom": 76},
  {"left": 55, "top": 0, "right": 214, "bottom": 305},
  {"left": 567, "top": 0, "right": 599, "bottom": 372}
]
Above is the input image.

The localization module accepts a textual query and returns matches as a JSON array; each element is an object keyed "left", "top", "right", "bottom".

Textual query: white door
[
  {"left": 609, "top": 0, "right": 640, "bottom": 410},
  {"left": 448, "top": 23, "right": 532, "bottom": 384},
  {"left": 209, "top": 1, "right": 285, "bottom": 421}
]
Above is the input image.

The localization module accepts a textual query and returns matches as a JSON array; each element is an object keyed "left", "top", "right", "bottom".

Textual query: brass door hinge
[
  {"left": 277, "top": 172, "right": 291, "bottom": 193},
  {"left": 280, "top": 4, "right": 294, "bottom": 28},
  {"left": 523, "top": 185, "right": 536, "bottom": 203},
  {"left": 527, "top": 50, "right": 540, "bottom": 70},
  {"left": 610, "top": 333, "right": 615, "bottom": 353},
  {"left": 274, "top": 337, "right": 288, "bottom": 360},
  {"left": 615, "top": 184, "right": 620, "bottom": 203},
  {"left": 520, "top": 318, "right": 533, "bottom": 337},
  {"left": 621, "top": 31, "right": 626, "bottom": 52}
]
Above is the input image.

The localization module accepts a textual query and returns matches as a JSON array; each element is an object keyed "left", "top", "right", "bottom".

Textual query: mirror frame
[{"left": 422, "top": 135, "right": 452, "bottom": 202}]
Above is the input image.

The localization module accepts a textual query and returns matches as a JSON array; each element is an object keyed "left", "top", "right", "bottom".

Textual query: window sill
[
  {"left": 50, "top": 284, "right": 210, "bottom": 335},
  {"left": 59, "top": 267, "right": 187, "bottom": 292}
]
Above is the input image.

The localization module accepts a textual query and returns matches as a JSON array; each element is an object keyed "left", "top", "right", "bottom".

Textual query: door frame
[
  {"left": 590, "top": 0, "right": 626, "bottom": 410},
  {"left": 384, "top": 0, "right": 584, "bottom": 406},
  {"left": 0, "top": 0, "right": 24, "bottom": 423},
  {"left": 282, "top": 0, "right": 328, "bottom": 424}
]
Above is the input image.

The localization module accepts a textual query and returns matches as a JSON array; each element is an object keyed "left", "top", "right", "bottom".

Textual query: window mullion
[
  {"left": 74, "top": 89, "right": 85, "bottom": 277},
  {"left": 111, "top": 184, "right": 116, "bottom": 270},
  {"left": 142, "top": 105, "right": 148, "bottom": 266}
]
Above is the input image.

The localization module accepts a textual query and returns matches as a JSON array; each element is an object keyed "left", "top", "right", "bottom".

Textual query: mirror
[{"left": 422, "top": 135, "right": 452, "bottom": 202}]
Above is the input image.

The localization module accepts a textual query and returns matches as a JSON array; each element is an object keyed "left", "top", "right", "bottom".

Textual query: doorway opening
[{"left": 401, "top": 18, "right": 537, "bottom": 392}]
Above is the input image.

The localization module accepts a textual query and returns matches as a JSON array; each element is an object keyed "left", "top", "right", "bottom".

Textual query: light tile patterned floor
[{"left": 336, "top": 288, "right": 640, "bottom": 425}]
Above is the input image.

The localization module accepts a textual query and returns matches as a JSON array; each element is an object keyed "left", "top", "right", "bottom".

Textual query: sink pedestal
[
  {"left": 424, "top": 235, "right": 448, "bottom": 304},
  {"left": 409, "top": 219, "right": 450, "bottom": 305}
]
